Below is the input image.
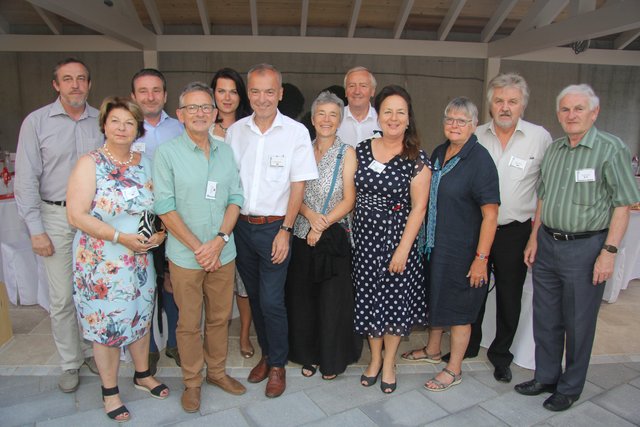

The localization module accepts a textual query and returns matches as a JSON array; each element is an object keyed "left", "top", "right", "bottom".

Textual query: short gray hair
[
  {"left": 248, "top": 63, "right": 282, "bottom": 87},
  {"left": 311, "top": 91, "right": 345, "bottom": 124},
  {"left": 444, "top": 97, "right": 478, "bottom": 126},
  {"left": 556, "top": 84, "right": 600, "bottom": 112},
  {"left": 343, "top": 66, "right": 377, "bottom": 91},
  {"left": 486, "top": 72, "right": 530, "bottom": 110},
  {"left": 178, "top": 81, "right": 213, "bottom": 107}
]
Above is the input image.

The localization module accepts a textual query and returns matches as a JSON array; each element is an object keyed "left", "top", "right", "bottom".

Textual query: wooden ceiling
[{"left": 0, "top": 0, "right": 639, "bottom": 61}]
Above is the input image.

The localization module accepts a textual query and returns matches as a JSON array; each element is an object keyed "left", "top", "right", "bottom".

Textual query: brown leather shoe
[
  {"left": 206, "top": 374, "right": 247, "bottom": 395},
  {"left": 181, "top": 387, "right": 201, "bottom": 413},
  {"left": 248, "top": 356, "right": 269, "bottom": 383},
  {"left": 265, "top": 367, "right": 286, "bottom": 398}
]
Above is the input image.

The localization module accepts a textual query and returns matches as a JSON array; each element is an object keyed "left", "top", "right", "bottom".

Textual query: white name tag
[
  {"left": 508, "top": 155, "right": 527, "bottom": 170},
  {"left": 131, "top": 142, "right": 145, "bottom": 153},
  {"left": 368, "top": 160, "right": 386, "bottom": 173},
  {"left": 575, "top": 168, "right": 596, "bottom": 182},
  {"left": 122, "top": 186, "right": 140, "bottom": 201},
  {"left": 206, "top": 181, "right": 218, "bottom": 200},
  {"left": 270, "top": 155, "right": 285, "bottom": 167}
]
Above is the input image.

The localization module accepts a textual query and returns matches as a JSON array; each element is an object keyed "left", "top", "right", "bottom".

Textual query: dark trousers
[
  {"left": 234, "top": 220, "right": 291, "bottom": 367},
  {"left": 150, "top": 242, "right": 179, "bottom": 352},
  {"left": 532, "top": 227, "right": 606, "bottom": 396},
  {"left": 468, "top": 220, "right": 531, "bottom": 367}
]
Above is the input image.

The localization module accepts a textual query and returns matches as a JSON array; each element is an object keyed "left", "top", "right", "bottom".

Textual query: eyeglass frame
[
  {"left": 443, "top": 117, "right": 473, "bottom": 127},
  {"left": 179, "top": 104, "right": 216, "bottom": 114}
]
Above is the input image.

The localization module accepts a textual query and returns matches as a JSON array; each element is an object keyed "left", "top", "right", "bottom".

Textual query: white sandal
[{"left": 424, "top": 368, "right": 462, "bottom": 392}]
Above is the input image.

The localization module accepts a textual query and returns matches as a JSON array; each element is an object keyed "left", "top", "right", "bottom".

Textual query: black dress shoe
[
  {"left": 493, "top": 366, "right": 512, "bottom": 383},
  {"left": 441, "top": 351, "right": 478, "bottom": 363},
  {"left": 543, "top": 392, "right": 580, "bottom": 411},
  {"left": 514, "top": 379, "right": 556, "bottom": 396}
]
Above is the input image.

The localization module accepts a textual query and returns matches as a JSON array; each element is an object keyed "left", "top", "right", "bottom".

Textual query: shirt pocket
[
  {"left": 572, "top": 181, "right": 598, "bottom": 206},
  {"left": 266, "top": 164, "right": 287, "bottom": 182}
]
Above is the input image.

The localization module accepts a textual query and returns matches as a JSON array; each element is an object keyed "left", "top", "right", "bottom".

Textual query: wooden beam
[
  {"left": 25, "top": 0, "right": 156, "bottom": 49},
  {"left": 347, "top": 0, "right": 362, "bottom": 38},
  {"left": 32, "top": 5, "right": 63, "bottom": 35},
  {"left": 0, "top": 35, "right": 138, "bottom": 51},
  {"left": 393, "top": 0, "right": 414, "bottom": 40},
  {"left": 569, "top": 0, "right": 596, "bottom": 15},
  {"left": 489, "top": 1, "right": 640, "bottom": 58},
  {"left": 142, "top": 0, "right": 164, "bottom": 35},
  {"left": 249, "top": 0, "right": 258, "bottom": 36},
  {"left": 437, "top": 0, "right": 467, "bottom": 41},
  {"left": 481, "top": 0, "right": 518, "bottom": 42},
  {"left": 195, "top": 0, "right": 211, "bottom": 35},
  {"left": 614, "top": 28, "right": 640, "bottom": 50},
  {"left": 300, "top": 0, "right": 309, "bottom": 36},
  {"left": 0, "top": 14, "right": 10, "bottom": 34},
  {"left": 513, "top": 0, "right": 569, "bottom": 34},
  {"left": 116, "top": 0, "right": 142, "bottom": 26}
]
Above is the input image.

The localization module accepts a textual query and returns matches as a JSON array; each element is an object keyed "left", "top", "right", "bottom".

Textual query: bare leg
[
  {"left": 362, "top": 336, "right": 383, "bottom": 383},
  {"left": 426, "top": 327, "right": 444, "bottom": 355},
  {"left": 426, "top": 324, "right": 469, "bottom": 388},
  {"left": 129, "top": 333, "right": 169, "bottom": 398},
  {"left": 381, "top": 334, "right": 401, "bottom": 391},
  {"left": 94, "top": 342, "right": 128, "bottom": 421},
  {"left": 237, "top": 295, "right": 254, "bottom": 355}
]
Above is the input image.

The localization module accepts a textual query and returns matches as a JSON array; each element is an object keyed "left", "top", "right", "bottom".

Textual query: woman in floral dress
[{"left": 67, "top": 97, "right": 169, "bottom": 422}]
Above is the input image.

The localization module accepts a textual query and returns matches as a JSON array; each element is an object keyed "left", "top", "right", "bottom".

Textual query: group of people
[{"left": 14, "top": 57, "right": 639, "bottom": 422}]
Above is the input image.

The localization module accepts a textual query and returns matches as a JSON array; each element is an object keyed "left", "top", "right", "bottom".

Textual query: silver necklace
[{"left": 103, "top": 145, "right": 134, "bottom": 166}]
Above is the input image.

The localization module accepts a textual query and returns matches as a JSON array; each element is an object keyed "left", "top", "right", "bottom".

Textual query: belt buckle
[{"left": 552, "top": 232, "right": 565, "bottom": 241}]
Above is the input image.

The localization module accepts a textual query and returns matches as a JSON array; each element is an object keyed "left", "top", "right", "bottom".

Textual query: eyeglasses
[
  {"left": 443, "top": 117, "right": 472, "bottom": 127},
  {"left": 180, "top": 104, "right": 215, "bottom": 114}
]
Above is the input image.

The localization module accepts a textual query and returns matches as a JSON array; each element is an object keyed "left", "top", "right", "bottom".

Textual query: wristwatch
[
  {"left": 602, "top": 244, "right": 618, "bottom": 254},
  {"left": 280, "top": 225, "right": 293, "bottom": 233},
  {"left": 217, "top": 232, "right": 230, "bottom": 243}
]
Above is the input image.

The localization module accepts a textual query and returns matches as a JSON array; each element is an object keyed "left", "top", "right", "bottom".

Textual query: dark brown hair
[{"left": 374, "top": 85, "right": 421, "bottom": 160}]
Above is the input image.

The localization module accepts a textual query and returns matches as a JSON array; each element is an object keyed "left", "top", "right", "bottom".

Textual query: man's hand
[
  {"left": 592, "top": 251, "right": 615, "bottom": 285},
  {"left": 194, "top": 238, "right": 224, "bottom": 272},
  {"left": 271, "top": 230, "right": 290, "bottom": 264},
  {"left": 523, "top": 237, "right": 537, "bottom": 268},
  {"left": 31, "top": 233, "right": 54, "bottom": 257}
]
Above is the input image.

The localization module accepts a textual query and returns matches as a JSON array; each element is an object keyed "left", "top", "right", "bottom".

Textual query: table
[
  {"left": 0, "top": 199, "right": 49, "bottom": 311},
  {"left": 604, "top": 210, "right": 640, "bottom": 303}
]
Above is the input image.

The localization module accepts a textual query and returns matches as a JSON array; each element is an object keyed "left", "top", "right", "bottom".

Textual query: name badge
[
  {"left": 206, "top": 181, "right": 218, "bottom": 200},
  {"left": 508, "top": 155, "right": 527, "bottom": 170},
  {"left": 270, "top": 155, "right": 285, "bottom": 167},
  {"left": 575, "top": 168, "right": 596, "bottom": 182},
  {"left": 131, "top": 142, "right": 145, "bottom": 153},
  {"left": 122, "top": 186, "right": 140, "bottom": 201},
  {"left": 368, "top": 160, "right": 386, "bottom": 174}
]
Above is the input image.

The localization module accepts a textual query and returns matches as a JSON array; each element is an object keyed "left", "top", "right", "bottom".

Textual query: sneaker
[
  {"left": 84, "top": 357, "right": 99, "bottom": 375},
  {"left": 59, "top": 369, "right": 79, "bottom": 393}
]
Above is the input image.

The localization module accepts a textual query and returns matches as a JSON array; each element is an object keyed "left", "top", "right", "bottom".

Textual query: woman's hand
[
  {"left": 118, "top": 232, "right": 156, "bottom": 253},
  {"left": 147, "top": 230, "right": 166, "bottom": 248},
  {"left": 388, "top": 247, "right": 410, "bottom": 274},
  {"left": 307, "top": 229, "right": 322, "bottom": 247},
  {"left": 467, "top": 258, "right": 488, "bottom": 288},
  {"left": 308, "top": 211, "right": 329, "bottom": 233}
]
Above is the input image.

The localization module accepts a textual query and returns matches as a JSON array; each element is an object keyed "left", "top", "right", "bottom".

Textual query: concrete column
[{"left": 143, "top": 50, "right": 158, "bottom": 69}]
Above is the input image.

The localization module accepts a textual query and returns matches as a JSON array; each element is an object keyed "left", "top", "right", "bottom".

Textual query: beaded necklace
[{"left": 103, "top": 144, "right": 134, "bottom": 167}]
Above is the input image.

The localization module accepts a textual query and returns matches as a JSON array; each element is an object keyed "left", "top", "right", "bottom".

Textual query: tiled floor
[{"left": 1, "top": 281, "right": 639, "bottom": 426}]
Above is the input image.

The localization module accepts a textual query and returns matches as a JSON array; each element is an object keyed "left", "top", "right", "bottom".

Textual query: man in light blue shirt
[
  {"left": 153, "top": 82, "right": 245, "bottom": 413},
  {"left": 131, "top": 68, "right": 183, "bottom": 373}
]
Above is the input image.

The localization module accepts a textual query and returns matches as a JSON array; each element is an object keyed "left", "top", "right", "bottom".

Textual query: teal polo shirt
[{"left": 153, "top": 131, "right": 244, "bottom": 269}]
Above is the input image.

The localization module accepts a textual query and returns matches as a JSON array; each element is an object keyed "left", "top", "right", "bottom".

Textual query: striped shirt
[{"left": 538, "top": 126, "right": 640, "bottom": 233}]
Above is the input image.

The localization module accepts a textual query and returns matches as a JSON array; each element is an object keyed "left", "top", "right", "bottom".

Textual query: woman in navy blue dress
[{"left": 403, "top": 97, "right": 499, "bottom": 392}]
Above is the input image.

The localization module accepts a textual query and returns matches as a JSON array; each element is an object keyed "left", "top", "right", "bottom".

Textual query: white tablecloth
[
  {"left": 0, "top": 199, "right": 49, "bottom": 311},
  {"left": 604, "top": 210, "right": 640, "bottom": 303}
]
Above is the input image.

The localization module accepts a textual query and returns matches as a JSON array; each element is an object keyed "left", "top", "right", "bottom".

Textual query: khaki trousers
[{"left": 170, "top": 260, "right": 235, "bottom": 388}]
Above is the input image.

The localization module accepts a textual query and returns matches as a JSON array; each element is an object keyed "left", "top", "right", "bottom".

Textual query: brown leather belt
[{"left": 239, "top": 214, "right": 285, "bottom": 225}]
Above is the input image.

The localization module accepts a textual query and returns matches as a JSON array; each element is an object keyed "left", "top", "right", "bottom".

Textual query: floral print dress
[{"left": 72, "top": 150, "right": 156, "bottom": 347}]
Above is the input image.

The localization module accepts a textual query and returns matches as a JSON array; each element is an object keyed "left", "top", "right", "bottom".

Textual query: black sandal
[
  {"left": 101, "top": 385, "right": 130, "bottom": 423},
  {"left": 301, "top": 365, "right": 317, "bottom": 377},
  {"left": 133, "top": 369, "right": 169, "bottom": 400}
]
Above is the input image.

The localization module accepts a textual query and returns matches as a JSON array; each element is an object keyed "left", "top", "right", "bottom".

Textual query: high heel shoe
[
  {"left": 102, "top": 385, "right": 130, "bottom": 423},
  {"left": 360, "top": 368, "right": 381, "bottom": 387},
  {"left": 133, "top": 369, "right": 169, "bottom": 399}
]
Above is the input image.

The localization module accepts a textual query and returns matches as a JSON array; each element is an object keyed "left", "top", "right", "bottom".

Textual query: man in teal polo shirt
[
  {"left": 516, "top": 84, "right": 640, "bottom": 411},
  {"left": 153, "top": 81, "right": 245, "bottom": 413}
]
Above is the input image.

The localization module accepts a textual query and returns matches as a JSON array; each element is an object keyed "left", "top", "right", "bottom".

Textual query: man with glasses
[
  {"left": 15, "top": 57, "right": 101, "bottom": 393},
  {"left": 337, "top": 66, "right": 379, "bottom": 147},
  {"left": 153, "top": 82, "right": 246, "bottom": 413},
  {"left": 458, "top": 73, "right": 552, "bottom": 383}
]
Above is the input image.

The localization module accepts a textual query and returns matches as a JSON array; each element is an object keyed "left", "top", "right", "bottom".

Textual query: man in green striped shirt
[{"left": 515, "top": 84, "right": 640, "bottom": 412}]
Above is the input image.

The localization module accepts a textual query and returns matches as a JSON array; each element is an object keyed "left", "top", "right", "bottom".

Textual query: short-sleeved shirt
[
  {"left": 476, "top": 119, "right": 551, "bottom": 225},
  {"left": 153, "top": 131, "right": 244, "bottom": 269},
  {"left": 538, "top": 126, "right": 640, "bottom": 233},
  {"left": 226, "top": 110, "right": 318, "bottom": 216},
  {"left": 336, "top": 105, "right": 379, "bottom": 148},
  {"left": 132, "top": 111, "right": 183, "bottom": 161}
]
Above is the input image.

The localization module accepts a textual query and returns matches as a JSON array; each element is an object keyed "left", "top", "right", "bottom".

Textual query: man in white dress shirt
[
  {"left": 460, "top": 73, "right": 552, "bottom": 383},
  {"left": 226, "top": 63, "right": 318, "bottom": 398},
  {"left": 336, "top": 66, "right": 379, "bottom": 147}
]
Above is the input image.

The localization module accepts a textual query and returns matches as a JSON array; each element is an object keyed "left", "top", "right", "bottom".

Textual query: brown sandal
[{"left": 401, "top": 347, "right": 442, "bottom": 363}]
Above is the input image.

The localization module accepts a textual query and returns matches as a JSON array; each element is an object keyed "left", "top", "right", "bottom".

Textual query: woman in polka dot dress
[{"left": 352, "top": 85, "right": 431, "bottom": 394}]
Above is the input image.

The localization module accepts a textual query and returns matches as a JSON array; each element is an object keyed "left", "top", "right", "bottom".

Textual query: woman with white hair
[{"left": 285, "top": 90, "right": 361, "bottom": 380}]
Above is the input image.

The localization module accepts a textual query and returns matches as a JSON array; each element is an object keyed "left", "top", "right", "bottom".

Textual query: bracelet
[
  {"left": 475, "top": 252, "right": 488, "bottom": 261},
  {"left": 112, "top": 230, "right": 120, "bottom": 244}
]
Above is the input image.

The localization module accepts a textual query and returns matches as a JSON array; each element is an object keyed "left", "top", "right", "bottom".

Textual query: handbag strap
[{"left": 321, "top": 143, "right": 347, "bottom": 215}]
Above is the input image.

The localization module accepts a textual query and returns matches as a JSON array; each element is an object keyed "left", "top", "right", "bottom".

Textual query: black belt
[
  {"left": 42, "top": 199, "right": 66, "bottom": 207},
  {"left": 543, "top": 225, "right": 607, "bottom": 241},
  {"left": 497, "top": 218, "right": 531, "bottom": 230}
]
